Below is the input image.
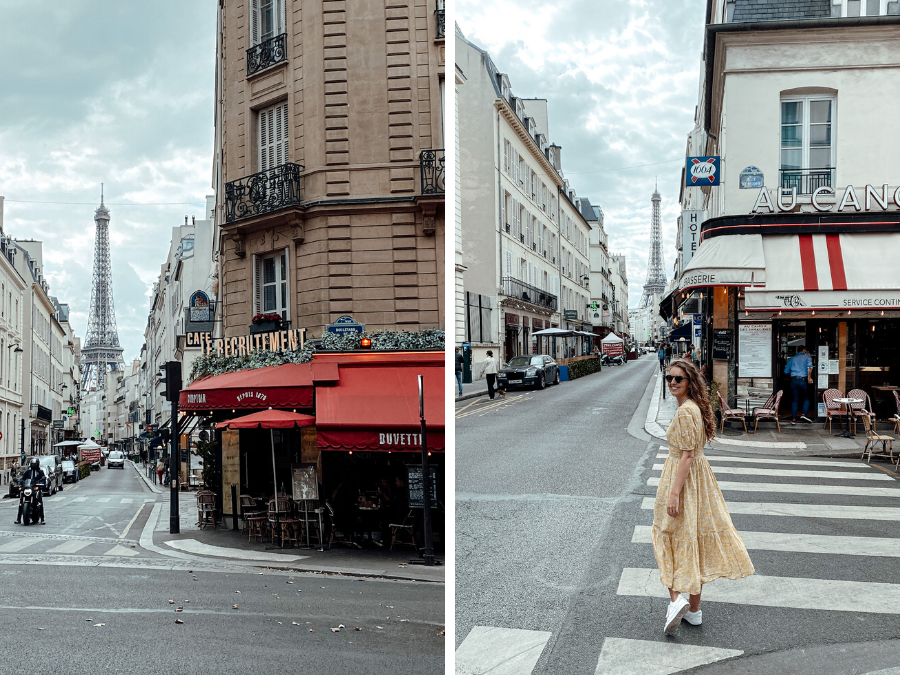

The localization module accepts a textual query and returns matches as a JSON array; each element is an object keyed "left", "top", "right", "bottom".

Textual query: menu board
[
  {"left": 738, "top": 323, "right": 772, "bottom": 378},
  {"left": 221, "top": 430, "right": 240, "bottom": 515},
  {"left": 291, "top": 464, "right": 319, "bottom": 502},
  {"left": 407, "top": 465, "right": 438, "bottom": 508},
  {"left": 713, "top": 329, "right": 732, "bottom": 360}
]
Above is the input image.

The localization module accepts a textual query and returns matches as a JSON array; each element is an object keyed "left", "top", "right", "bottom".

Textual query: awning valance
[
  {"left": 315, "top": 352, "right": 444, "bottom": 453},
  {"left": 178, "top": 362, "right": 323, "bottom": 411},
  {"left": 679, "top": 234, "right": 766, "bottom": 291},
  {"left": 746, "top": 233, "right": 900, "bottom": 311}
]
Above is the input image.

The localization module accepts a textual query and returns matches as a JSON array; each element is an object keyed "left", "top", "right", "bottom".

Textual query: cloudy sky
[
  {"left": 0, "top": 1, "right": 215, "bottom": 362},
  {"left": 456, "top": 0, "right": 707, "bottom": 306}
]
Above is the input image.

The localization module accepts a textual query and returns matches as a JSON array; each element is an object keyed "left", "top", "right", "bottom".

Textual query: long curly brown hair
[{"left": 668, "top": 358, "right": 716, "bottom": 442}]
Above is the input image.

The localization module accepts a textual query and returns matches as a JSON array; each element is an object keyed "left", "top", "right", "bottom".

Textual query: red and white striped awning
[{"left": 745, "top": 233, "right": 900, "bottom": 311}]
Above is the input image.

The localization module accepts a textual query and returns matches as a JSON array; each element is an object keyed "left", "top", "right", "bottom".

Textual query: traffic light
[{"left": 161, "top": 361, "right": 182, "bottom": 403}]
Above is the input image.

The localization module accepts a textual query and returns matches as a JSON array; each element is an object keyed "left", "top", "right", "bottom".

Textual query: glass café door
[{"left": 776, "top": 322, "right": 808, "bottom": 417}]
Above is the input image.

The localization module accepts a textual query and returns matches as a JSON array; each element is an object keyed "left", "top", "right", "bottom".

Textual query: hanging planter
[{"left": 250, "top": 313, "right": 283, "bottom": 334}]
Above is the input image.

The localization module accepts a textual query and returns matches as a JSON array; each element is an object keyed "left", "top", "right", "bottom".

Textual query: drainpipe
[{"left": 497, "top": 108, "right": 503, "bottom": 361}]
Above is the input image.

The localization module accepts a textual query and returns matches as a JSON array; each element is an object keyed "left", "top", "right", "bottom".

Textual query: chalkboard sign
[
  {"left": 407, "top": 465, "right": 438, "bottom": 508},
  {"left": 291, "top": 464, "right": 319, "bottom": 502},
  {"left": 713, "top": 329, "right": 732, "bottom": 361}
]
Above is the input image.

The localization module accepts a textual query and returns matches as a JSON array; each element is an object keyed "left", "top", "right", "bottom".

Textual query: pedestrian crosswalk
[
  {"left": 0, "top": 495, "right": 156, "bottom": 508},
  {"left": 0, "top": 534, "right": 141, "bottom": 558},
  {"left": 457, "top": 447, "right": 900, "bottom": 674}
]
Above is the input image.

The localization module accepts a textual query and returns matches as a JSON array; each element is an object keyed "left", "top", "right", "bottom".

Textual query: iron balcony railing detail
[
  {"left": 247, "top": 33, "right": 287, "bottom": 77},
  {"left": 501, "top": 277, "right": 558, "bottom": 311},
  {"left": 421, "top": 149, "right": 445, "bottom": 194},
  {"left": 436, "top": 8, "right": 445, "bottom": 39},
  {"left": 224, "top": 163, "right": 303, "bottom": 224},
  {"left": 779, "top": 168, "right": 834, "bottom": 195}
]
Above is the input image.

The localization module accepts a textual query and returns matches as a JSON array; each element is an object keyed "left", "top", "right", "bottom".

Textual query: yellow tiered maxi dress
[{"left": 651, "top": 399, "right": 755, "bottom": 595}]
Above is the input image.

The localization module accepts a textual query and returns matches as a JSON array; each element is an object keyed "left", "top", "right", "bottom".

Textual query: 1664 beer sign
[{"left": 686, "top": 157, "right": 720, "bottom": 186}]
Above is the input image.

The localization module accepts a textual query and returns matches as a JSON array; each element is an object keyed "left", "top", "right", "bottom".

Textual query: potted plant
[{"left": 250, "top": 312, "right": 283, "bottom": 334}]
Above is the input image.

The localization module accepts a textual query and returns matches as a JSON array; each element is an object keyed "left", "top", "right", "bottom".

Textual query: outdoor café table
[
  {"left": 356, "top": 504, "right": 385, "bottom": 548},
  {"left": 833, "top": 397, "right": 863, "bottom": 439}
]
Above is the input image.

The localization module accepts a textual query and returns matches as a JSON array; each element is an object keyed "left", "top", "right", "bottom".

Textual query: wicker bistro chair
[
  {"left": 847, "top": 389, "right": 877, "bottom": 434},
  {"left": 892, "top": 391, "right": 900, "bottom": 435},
  {"left": 268, "top": 496, "right": 293, "bottom": 544},
  {"left": 239, "top": 495, "right": 262, "bottom": 534},
  {"left": 717, "top": 391, "right": 748, "bottom": 434},
  {"left": 822, "top": 388, "right": 848, "bottom": 433},
  {"left": 860, "top": 415, "right": 895, "bottom": 467},
  {"left": 196, "top": 491, "right": 218, "bottom": 530},
  {"left": 752, "top": 390, "right": 784, "bottom": 433}
]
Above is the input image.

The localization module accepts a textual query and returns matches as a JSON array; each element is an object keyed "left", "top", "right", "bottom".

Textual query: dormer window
[{"left": 832, "top": 0, "right": 899, "bottom": 15}]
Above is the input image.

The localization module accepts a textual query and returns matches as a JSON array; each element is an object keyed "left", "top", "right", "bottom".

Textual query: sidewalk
[
  {"left": 456, "top": 378, "right": 489, "bottom": 402},
  {"left": 644, "top": 370, "right": 896, "bottom": 459},
  {"left": 129, "top": 461, "right": 444, "bottom": 582}
]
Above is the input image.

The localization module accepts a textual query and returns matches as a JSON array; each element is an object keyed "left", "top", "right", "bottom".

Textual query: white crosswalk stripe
[
  {"left": 650, "top": 463, "right": 892, "bottom": 481},
  {"left": 656, "top": 451, "right": 870, "bottom": 468},
  {"left": 594, "top": 638, "right": 742, "bottom": 675},
  {"left": 640, "top": 497, "right": 900, "bottom": 521},
  {"left": 455, "top": 626, "right": 551, "bottom": 675},
  {"left": 120, "top": 498, "right": 133, "bottom": 504},
  {"left": 647, "top": 476, "right": 900, "bottom": 498},
  {"left": 0, "top": 539, "right": 40, "bottom": 552},
  {"left": 45, "top": 540, "right": 92, "bottom": 554},
  {"left": 72, "top": 497, "right": 88, "bottom": 502}
]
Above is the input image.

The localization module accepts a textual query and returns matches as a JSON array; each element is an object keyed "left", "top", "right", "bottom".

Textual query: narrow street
[
  {"left": 0, "top": 464, "right": 444, "bottom": 675},
  {"left": 456, "top": 359, "right": 900, "bottom": 674}
]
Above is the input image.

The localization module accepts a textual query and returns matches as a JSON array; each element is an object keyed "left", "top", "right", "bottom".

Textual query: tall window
[
  {"left": 833, "top": 0, "right": 899, "bottom": 16},
  {"left": 251, "top": 0, "right": 286, "bottom": 46},
  {"left": 259, "top": 101, "right": 289, "bottom": 171},
  {"left": 255, "top": 250, "right": 289, "bottom": 319},
  {"left": 781, "top": 97, "right": 834, "bottom": 193}
]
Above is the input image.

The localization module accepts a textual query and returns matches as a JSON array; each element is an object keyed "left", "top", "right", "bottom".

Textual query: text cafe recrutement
[{"left": 186, "top": 328, "right": 306, "bottom": 357}]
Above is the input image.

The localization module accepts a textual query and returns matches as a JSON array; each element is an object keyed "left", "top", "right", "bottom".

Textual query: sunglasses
[{"left": 665, "top": 375, "right": 686, "bottom": 384}]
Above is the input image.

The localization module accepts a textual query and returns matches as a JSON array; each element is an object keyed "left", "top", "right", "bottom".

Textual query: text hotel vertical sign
[{"left": 681, "top": 210, "right": 703, "bottom": 267}]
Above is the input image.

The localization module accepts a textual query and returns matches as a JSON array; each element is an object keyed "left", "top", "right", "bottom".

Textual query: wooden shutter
[
  {"left": 259, "top": 101, "right": 289, "bottom": 171},
  {"left": 250, "top": 0, "right": 260, "bottom": 46},
  {"left": 505, "top": 250, "right": 513, "bottom": 278},
  {"left": 253, "top": 255, "right": 262, "bottom": 314}
]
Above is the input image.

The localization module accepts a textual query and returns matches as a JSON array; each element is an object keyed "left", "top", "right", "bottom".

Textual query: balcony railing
[
  {"left": 421, "top": 149, "right": 445, "bottom": 194},
  {"left": 247, "top": 33, "right": 287, "bottom": 77},
  {"left": 436, "top": 8, "right": 445, "bottom": 39},
  {"left": 501, "top": 277, "right": 558, "bottom": 311},
  {"left": 224, "top": 163, "right": 303, "bottom": 224},
  {"left": 779, "top": 168, "right": 834, "bottom": 195}
]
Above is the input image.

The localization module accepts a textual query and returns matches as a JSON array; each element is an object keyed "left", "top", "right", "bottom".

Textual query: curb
[
  {"left": 129, "top": 460, "right": 163, "bottom": 494},
  {"left": 456, "top": 389, "right": 488, "bottom": 402}
]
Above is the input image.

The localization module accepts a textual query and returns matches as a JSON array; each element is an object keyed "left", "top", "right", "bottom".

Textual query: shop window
[
  {"left": 254, "top": 249, "right": 289, "bottom": 320},
  {"left": 780, "top": 96, "right": 835, "bottom": 194}
]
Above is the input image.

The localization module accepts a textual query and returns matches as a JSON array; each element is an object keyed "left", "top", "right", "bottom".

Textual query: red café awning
[
  {"left": 179, "top": 362, "right": 338, "bottom": 411},
  {"left": 314, "top": 352, "right": 445, "bottom": 453}
]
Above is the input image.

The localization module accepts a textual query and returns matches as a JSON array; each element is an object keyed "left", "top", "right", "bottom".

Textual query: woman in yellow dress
[{"left": 652, "top": 358, "right": 755, "bottom": 634}]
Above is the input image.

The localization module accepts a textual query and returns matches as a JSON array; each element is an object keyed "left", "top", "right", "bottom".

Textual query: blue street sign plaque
[{"left": 326, "top": 315, "right": 365, "bottom": 335}]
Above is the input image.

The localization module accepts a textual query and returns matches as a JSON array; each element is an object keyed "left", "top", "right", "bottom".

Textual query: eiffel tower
[
  {"left": 81, "top": 187, "right": 125, "bottom": 391},
  {"left": 639, "top": 186, "right": 667, "bottom": 308}
]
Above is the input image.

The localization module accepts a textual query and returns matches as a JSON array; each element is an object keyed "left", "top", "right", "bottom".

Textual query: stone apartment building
[{"left": 213, "top": 0, "right": 446, "bottom": 341}]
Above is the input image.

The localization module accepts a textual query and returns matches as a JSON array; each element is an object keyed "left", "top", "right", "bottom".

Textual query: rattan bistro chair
[
  {"left": 848, "top": 389, "right": 876, "bottom": 434},
  {"left": 196, "top": 491, "right": 218, "bottom": 530},
  {"left": 717, "top": 391, "right": 748, "bottom": 434},
  {"left": 860, "top": 415, "right": 895, "bottom": 466},
  {"left": 892, "top": 391, "right": 900, "bottom": 435},
  {"left": 822, "top": 388, "right": 848, "bottom": 433},
  {"left": 753, "top": 390, "right": 784, "bottom": 433}
]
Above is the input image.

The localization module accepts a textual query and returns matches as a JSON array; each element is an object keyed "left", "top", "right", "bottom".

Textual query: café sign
[
  {"left": 752, "top": 184, "right": 900, "bottom": 213},
  {"left": 187, "top": 327, "right": 306, "bottom": 357}
]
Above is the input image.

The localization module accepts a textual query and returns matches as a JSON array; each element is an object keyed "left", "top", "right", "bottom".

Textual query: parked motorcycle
[{"left": 19, "top": 477, "right": 45, "bottom": 526}]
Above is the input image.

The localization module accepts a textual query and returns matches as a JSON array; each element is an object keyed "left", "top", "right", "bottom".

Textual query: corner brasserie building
[
  {"left": 678, "top": 192, "right": 900, "bottom": 422},
  {"left": 178, "top": 350, "right": 444, "bottom": 549}
]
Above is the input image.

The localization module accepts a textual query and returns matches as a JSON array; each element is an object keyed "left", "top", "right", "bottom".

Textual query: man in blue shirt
[
  {"left": 784, "top": 346, "right": 814, "bottom": 424},
  {"left": 657, "top": 345, "right": 666, "bottom": 371}
]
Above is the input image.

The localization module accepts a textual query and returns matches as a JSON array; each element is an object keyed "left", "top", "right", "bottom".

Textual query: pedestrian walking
[
  {"left": 652, "top": 358, "right": 754, "bottom": 634},
  {"left": 156, "top": 458, "right": 165, "bottom": 485},
  {"left": 664, "top": 343, "right": 672, "bottom": 367},
  {"left": 455, "top": 347, "right": 464, "bottom": 398},
  {"left": 657, "top": 345, "right": 666, "bottom": 372},
  {"left": 784, "top": 345, "right": 814, "bottom": 424},
  {"left": 478, "top": 350, "right": 501, "bottom": 400}
]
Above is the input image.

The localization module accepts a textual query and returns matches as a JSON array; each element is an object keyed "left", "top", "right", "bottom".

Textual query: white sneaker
[
  {"left": 664, "top": 596, "right": 690, "bottom": 634},
  {"left": 683, "top": 609, "right": 702, "bottom": 625}
]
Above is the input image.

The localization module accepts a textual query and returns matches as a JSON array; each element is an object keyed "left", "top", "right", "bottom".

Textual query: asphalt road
[
  {"left": 0, "top": 463, "right": 444, "bottom": 674},
  {"left": 456, "top": 357, "right": 900, "bottom": 674}
]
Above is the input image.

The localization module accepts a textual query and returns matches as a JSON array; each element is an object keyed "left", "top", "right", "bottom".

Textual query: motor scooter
[
  {"left": 19, "top": 477, "right": 45, "bottom": 526},
  {"left": 602, "top": 353, "right": 625, "bottom": 366}
]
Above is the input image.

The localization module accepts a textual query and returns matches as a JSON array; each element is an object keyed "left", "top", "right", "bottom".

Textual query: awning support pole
[{"left": 418, "top": 375, "right": 435, "bottom": 567}]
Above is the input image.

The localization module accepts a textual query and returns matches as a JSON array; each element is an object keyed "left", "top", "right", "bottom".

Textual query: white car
[{"left": 107, "top": 451, "right": 125, "bottom": 469}]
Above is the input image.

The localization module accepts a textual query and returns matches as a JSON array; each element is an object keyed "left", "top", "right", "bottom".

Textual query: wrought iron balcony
[
  {"left": 436, "top": 8, "right": 445, "bottom": 39},
  {"left": 224, "top": 163, "right": 303, "bottom": 224},
  {"left": 501, "top": 277, "right": 558, "bottom": 311},
  {"left": 779, "top": 168, "right": 834, "bottom": 195},
  {"left": 247, "top": 33, "right": 287, "bottom": 77},
  {"left": 421, "top": 149, "right": 445, "bottom": 195}
]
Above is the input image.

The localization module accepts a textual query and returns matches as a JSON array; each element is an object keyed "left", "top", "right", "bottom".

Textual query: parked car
[
  {"left": 497, "top": 355, "right": 560, "bottom": 390},
  {"left": 61, "top": 459, "right": 79, "bottom": 483},
  {"left": 107, "top": 451, "right": 125, "bottom": 469}
]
